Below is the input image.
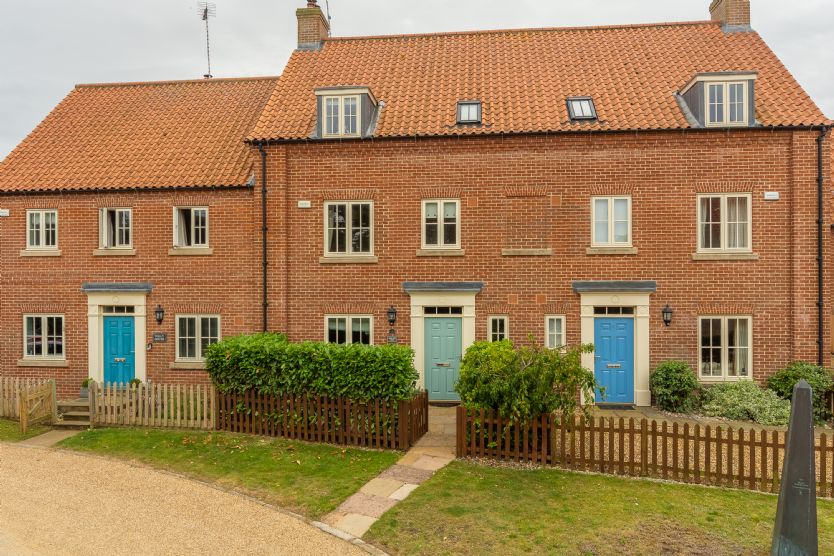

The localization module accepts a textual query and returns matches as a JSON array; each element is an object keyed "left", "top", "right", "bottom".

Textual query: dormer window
[
  {"left": 315, "top": 87, "right": 377, "bottom": 139},
  {"left": 707, "top": 82, "right": 748, "bottom": 127},
  {"left": 680, "top": 73, "right": 756, "bottom": 128},
  {"left": 457, "top": 101, "right": 481, "bottom": 124},
  {"left": 567, "top": 97, "right": 597, "bottom": 121}
]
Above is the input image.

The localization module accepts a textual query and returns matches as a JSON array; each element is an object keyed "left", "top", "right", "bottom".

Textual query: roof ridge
[
  {"left": 75, "top": 76, "right": 280, "bottom": 89},
  {"left": 324, "top": 19, "right": 719, "bottom": 43}
]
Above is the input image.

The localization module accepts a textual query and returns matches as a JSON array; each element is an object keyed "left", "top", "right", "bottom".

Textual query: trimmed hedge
[
  {"left": 767, "top": 361, "right": 834, "bottom": 423},
  {"left": 205, "top": 333, "right": 419, "bottom": 401},
  {"left": 650, "top": 361, "right": 699, "bottom": 413}
]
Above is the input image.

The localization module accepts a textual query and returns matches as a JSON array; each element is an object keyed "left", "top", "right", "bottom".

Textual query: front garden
[{"left": 0, "top": 418, "right": 48, "bottom": 442}]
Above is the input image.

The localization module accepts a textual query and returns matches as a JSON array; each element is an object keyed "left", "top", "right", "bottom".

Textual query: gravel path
[{"left": 0, "top": 443, "right": 367, "bottom": 556}]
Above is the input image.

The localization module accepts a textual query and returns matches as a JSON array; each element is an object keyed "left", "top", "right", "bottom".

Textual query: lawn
[
  {"left": 59, "top": 428, "right": 399, "bottom": 518},
  {"left": 0, "top": 418, "right": 48, "bottom": 442},
  {"left": 366, "top": 461, "right": 834, "bottom": 555}
]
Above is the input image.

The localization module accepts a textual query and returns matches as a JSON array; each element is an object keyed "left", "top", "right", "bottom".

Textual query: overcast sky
[{"left": 1, "top": 0, "right": 832, "bottom": 158}]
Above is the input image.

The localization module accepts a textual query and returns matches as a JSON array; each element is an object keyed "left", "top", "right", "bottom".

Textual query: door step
[
  {"left": 56, "top": 399, "right": 91, "bottom": 429},
  {"left": 53, "top": 420, "right": 91, "bottom": 430}
]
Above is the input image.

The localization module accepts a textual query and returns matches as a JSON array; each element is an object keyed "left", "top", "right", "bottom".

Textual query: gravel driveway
[{"left": 0, "top": 443, "right": 367, "bottom": 555}]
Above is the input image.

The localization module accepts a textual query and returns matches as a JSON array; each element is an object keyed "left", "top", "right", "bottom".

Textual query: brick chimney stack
[
  {"left": 297, "top": 0, "right": 330, "bottom": 51},
  {"left": 709, "top": 0, "right": 751, "bottom": 29}
]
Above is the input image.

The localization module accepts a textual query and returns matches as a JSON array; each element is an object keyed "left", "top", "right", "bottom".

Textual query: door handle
[{"left": 606, "top": 363, "right": 621, "bottom": 369}]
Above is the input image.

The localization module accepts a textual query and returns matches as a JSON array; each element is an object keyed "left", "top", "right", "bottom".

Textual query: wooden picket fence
[
  {"left": 218, "top": 390, "right": 429, "bottom": 450},
  {"left": 90, "top": 382, "right": 215, "bottom": 430},
  {"left": 457, "top": 407, "right": 834, "bottom": 498},
  {"left": 18, "top": 380, "right": 57, "bottom": 434},
  {"left": 0, "top": 377, "right": 53, "bottom": 419}
]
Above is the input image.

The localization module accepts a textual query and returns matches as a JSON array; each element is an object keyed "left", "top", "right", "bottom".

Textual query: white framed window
[
  {"left": 545, "top": 316, "right": 566, "bottom": 349},
  {"left": 706, "top": 81, "right": 748, "bottom": 127},
  {"left": 175, "top": 315, "right": 220, "bottom": 361},
  {"left": 99, "top": 208, "right": 132, "bottom": 249},
  {"left": 591, "top": 196, "right": 631, "bottom": 247},
  {"left": 322, "top": 95, "right": 361, "bottom": 137},
  {"left": 697, "top": 194, "right": 752, "bottom": 252},
  {"left": 324, "top": 201, "right": 373, "bottom": 256},
  {"left": 23, "top": 314, "right": 64, "bottom": 360},
  {"left": 567, "top": 97, "right": 597, "bottom": 121},
  {"left": 488, "top": 316, "right": 508, "bottom": 342},
  {"left": 173, "top": 207, "right": 209, "bottom": 248},
  {"left": 326, "top": 316, "right": 373, "bottom": 345},
  {"left": 422, "top": 200, "right": 460, "bottom": 249},
  {"left": 457, "top": 101, "right": 482, "bottom": 124},
  {"left": 26, "top": 210, "right": 58, "bottom": 249},
  {"left": 699, "top": 316, "right": 752, "bottom": 380}
]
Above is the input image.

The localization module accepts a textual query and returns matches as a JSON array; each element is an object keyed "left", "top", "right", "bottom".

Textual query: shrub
[
  {"left": 650, "top": 361, "right": 699, "bottom": 413},
  {"left": 767, "top": 361, "right": 834, "bottom": 422},
  {"left": 456, "top": 340, "right": 596, "bottom": 425},
  {"left": 700, "top": 381, "right": 790, "bottom": 426},
  {"left": 205, "top": 333, "right": 418, "bottom": 401}
]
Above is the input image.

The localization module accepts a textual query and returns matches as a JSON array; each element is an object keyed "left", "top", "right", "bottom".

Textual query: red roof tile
[
  {"left": 250, "top": 21, "right": 828, "bottom": 141},
  {"left": 0, "top": 77, "right": 278, "bottom": 193}
]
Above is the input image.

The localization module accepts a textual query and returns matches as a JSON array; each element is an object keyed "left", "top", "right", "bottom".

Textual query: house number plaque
[{"left": 153, "top": 333, "right": 167, "bottom": 343}]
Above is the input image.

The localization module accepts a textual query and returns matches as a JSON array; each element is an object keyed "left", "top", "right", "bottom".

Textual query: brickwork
[{"left": 710, "top": 0, "right": 751, "bottom": 26}]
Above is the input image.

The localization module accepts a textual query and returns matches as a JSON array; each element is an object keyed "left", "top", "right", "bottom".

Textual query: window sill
[
  {"left": 586, "top": 247, "right": 638, "bottom": 256},
  {"left": 699, "top": 376, "right": 752, "bottom": 384},
  {"left": 416, "top": 249, "right": 465, "bottom": 257},
  {"left": 20, "top": 249, "right": 61, "bottom": 257},
  {"left": 501, "top": 248, "right": 552, "bottom": 257},
  {"left": 17, "top": 359, "right": 69, "bottom": 368},
  {"left": 319, "top": 256, "right": 379, "bottom": 264},
  {"left": 169, "top": 247, "right": 214, "bottom": 256},
  {"left": 692, "top": 252, "right": 759, "bottom": 261},
  {"left": 93, "top": 248, "right": 136, "bottom": 257},
  {"left": 170, "top": 361, "right": 207, "bottom": 370}
]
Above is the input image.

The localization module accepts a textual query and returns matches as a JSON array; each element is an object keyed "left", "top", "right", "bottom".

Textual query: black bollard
[{"left": 771, "top": 379, "right": 818, "bottom": 556}]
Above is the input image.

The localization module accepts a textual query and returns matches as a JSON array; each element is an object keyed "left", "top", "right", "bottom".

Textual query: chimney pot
[
  {"left": 297, "top": 0, "right": 330, "bottom": 50},
  {"left": 709, "top": 0, "right": 751, "bottom": 29}
]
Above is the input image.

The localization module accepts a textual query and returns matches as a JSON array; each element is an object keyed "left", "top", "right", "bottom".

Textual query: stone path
[
  {"left": 18, "top": 429, "right": 79, "bottom": 448},
  {"left": 321, "top": 406, "right": 456, "bottom": 538}
]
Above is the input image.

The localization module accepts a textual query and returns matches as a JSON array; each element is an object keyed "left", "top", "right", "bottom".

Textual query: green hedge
[
  {"left": 205, "top": 333, "right": 419, "bottom": 402},
  {"left": 767, "top": 361, "right": 834, "bottom": 423},
  {"left": 650, "top": 361, "right": 699, "bottom": 413}
]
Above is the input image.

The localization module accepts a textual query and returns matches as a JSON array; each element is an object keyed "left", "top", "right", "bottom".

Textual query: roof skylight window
[
  {"left": 567, "top": 97, "right": 597, "bottom": 121},
  {"left": 457, "top": 101, "right": 482, "bottom": 124}
]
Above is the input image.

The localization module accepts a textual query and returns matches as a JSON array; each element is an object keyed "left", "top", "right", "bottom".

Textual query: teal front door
[
  {"left": 104, "top": 316, "right": 135, "bottom": 384},
  {"left": 594, "top": 318, "right": 635, "bottom": 404},
  {"left": 425, "top": 318, "right": 462, "bottom": 401}
]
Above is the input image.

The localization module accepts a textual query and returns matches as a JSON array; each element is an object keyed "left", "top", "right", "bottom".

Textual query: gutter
[
  {"left": 817, "top": 126, "right": 831, "bottom": 366},
  {"left": 258, "top": 142, "right": 269, "bottom": 332}
]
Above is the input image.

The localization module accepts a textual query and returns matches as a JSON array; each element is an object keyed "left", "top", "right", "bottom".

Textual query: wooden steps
[{"left": 55, "top": 399, "right": 91, "bottom": 430}]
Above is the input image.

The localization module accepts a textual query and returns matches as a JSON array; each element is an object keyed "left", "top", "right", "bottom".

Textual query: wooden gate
[{"left": 18, "top": 380, "right": 57, "bottom": 434}]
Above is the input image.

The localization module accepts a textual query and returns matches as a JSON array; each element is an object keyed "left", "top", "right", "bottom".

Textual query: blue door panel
[
  {"left": 594, "top": 318, "right": 634, "bottom": 404},
  {"left": 425, "top": 318, "right": 462, "bottom": 401},
  {"left": 104, "top": 316, "right": 135, "bottom": 385}
]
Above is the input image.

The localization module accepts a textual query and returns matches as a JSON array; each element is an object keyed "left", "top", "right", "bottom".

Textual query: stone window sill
[
  {"left": 93, "top": 248, "right": 136, "bottom": 257},
  {"left": 691, "top": 252, "right": 759, "bottom": 261},
  {"left": 169, "top": 247, "right": 214, "bottom": 256},
  {"left": 17, "top": 359, "right": 69, "bottom": 368},
  {"left": 586, "top": 247, "right": 638, "bottom": 256},
  {"left": 416, "top": 249, "right": 465, "bottom": 257},
  {"left": 501, "top": 248, "right": 552, "bottom": 257},
  {"left": 20, "top": 249, "right": 61, "bottom": 257},
  {"left": 699, "top": 376, "right": 751, "bottom": 384},
  {"left": 170, "top": 361, "right": 207, "bottom": 370},
  {"left": 319, "top": 256, "right": 379, "bottom": 264}
]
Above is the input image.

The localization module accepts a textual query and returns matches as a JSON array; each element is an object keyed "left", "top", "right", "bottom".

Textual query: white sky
[{"left": 0, "top": 0, "right": 831, "bottom": 158}]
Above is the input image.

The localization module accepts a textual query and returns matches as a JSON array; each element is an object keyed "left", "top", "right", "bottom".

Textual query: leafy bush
[
  {"left": 456, "top": 340, "right": 596, "bottom": 425},
  {"left": 205, "top": 333, "right": 418, "bottom": 401},
  {"left": 767, "top": 361, "right": 834, "bottom": 422},
  {"left": 650, "top": 361, "right": 699, "bottom": 413},
  {"left": 701, "top": 381, "right": 790, "bottom": 426}
]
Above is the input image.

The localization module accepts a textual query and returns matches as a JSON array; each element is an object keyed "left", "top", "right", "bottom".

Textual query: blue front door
[
  {"left": 425, "top": 318, "right": 462, "bottom": 401},
  {"left": 104, "top": 316, "right": 135, "bottom": 384},
  {"left": 594, "top": 318, "right": 634, "bottom": 404}
]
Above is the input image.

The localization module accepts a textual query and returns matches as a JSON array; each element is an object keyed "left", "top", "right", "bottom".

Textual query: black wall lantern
[
  {"left": 154, "top": 304, "right": 165, "bottom": 325},
  {"left": 662, "top": 304, "right": 673, "bottom": 327},
  {"left": 387, "top": 305, "right": 398, "bottom": 326}
]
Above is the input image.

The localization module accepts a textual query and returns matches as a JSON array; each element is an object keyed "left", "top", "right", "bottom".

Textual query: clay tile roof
[
  {"left": 250, "top": 21, "right": 828, "bottom": 141},
  {"left": 0, "top": 77, "right": 278, "bottom": 193}
]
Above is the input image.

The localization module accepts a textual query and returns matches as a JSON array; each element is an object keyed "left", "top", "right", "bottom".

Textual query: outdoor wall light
[
  {"left": 154, "top": 304, "right": 165, "bottom": 325},
  {"left": 387, "top": 305, "right": 398, "bottom": 326},
  {"left": 662, "top": 304, "right": 673, "bottom": 327}
]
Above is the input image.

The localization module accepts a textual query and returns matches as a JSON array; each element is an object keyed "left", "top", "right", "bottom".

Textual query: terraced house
[{"left": 0, "top": 0, "right": 831, "bottom": 405}]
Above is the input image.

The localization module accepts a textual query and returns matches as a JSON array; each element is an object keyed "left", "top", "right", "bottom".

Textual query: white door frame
[{"left": 85, "top": 290, "right": 148, "bottom": 384}]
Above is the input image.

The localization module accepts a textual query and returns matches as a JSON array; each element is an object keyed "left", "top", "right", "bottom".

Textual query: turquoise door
[
  {"left": 594, "top": 318, "right": 634, "bottom": 404},
  {"left": 425, "top": 318, "right": 462, "bottom": 401},
  {"left": 104, "top": 316, "right": 135, "bottom": 385}
]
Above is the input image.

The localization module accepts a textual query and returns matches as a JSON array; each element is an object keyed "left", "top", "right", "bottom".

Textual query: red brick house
[{"left": 0, "top": 0, "right": 831, "bottom": 405}]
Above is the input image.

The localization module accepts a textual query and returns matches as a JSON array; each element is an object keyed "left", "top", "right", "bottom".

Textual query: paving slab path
[
  {"left": 322, "top": 406, "right": 457, "bottom": 538},
  {"left": 0, "top": 443, "right": 368, "bottom": 556}
]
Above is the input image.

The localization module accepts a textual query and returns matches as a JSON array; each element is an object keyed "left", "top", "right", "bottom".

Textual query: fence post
[
  {"left": 18, "top": 388, "right": 28, "bottom": 435},
  {"left": 398, "top": 400, "right": 408, "bottom": 450},
  {"left": 89, "top": 381, "right": 98, "bottom": 429},
  {"left": 640, "top": 418, "right": 648, "bottom": 477},
  {"left": 50, "top": 380, "right": 58, "bottom": 425}
]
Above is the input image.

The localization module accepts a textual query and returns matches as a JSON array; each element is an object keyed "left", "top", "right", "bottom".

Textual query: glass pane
[
  {"left": 491, "top": 318, "right": 506, "bottom": 341},
  {"left": 594, "top": 199, "right": 609, "bottom": 243},
  {"left": 350, "top": 203, "right": 371, "bottom": 254},
  {"left": 700, "top": 318, "right": 722, "bottom": 377},
  {"left": 28, "top": 212, "right": 41, "bottom": 247},
  {"left": 709, "top": 84, "right": 724, "bottom": 123},
  {"left": 328, "top": 318, "right": 346, "bottom": 344},
  {"left": 44, "top": 211, "right": 57, "bottom": 247},
  {"left": 26, "top": 316, "right": 41, "bottom": 356},
  {"left": 327, "top": 204, "right": 347, "bottom": 253},
  {"left": 614, "top": 222, "right": 628, "bottom": 244},
  {"left": 424, "top": 202, "right": 438, "bottom": 246},
  {"left": 179, "top": 318, "right": 197, "bottom": 359},
  {"left": 193, "top": 209, "right": 207, "bottom": 246},
  {"left": 326, "top": 98, "right": 340, "bottom": 135},
  {"left": 343, "top": 97, "right": 357, "bottom": 135},
  {"left": 351, "top": 317, "right": 371, "bottom": 345}
]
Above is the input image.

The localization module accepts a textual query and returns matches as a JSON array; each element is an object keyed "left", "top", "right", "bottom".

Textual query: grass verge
[
  {"left": 0, "top": 419, "right": 48, "bottom": 442},
  {"left": 366, "top": 460, "right": 834, "bottom": 555},
  {"left": 59, "top": 428, "right": 399, "bottom": 519}
]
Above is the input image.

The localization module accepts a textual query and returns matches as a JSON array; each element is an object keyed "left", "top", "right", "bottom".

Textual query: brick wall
[{"left": 709, "top": 0, "right": 751, "bottom": 27}]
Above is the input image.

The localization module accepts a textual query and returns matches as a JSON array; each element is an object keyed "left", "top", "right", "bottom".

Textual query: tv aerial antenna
[{"left": 197, "top": 2, "right": 216, "bottom": 79}]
